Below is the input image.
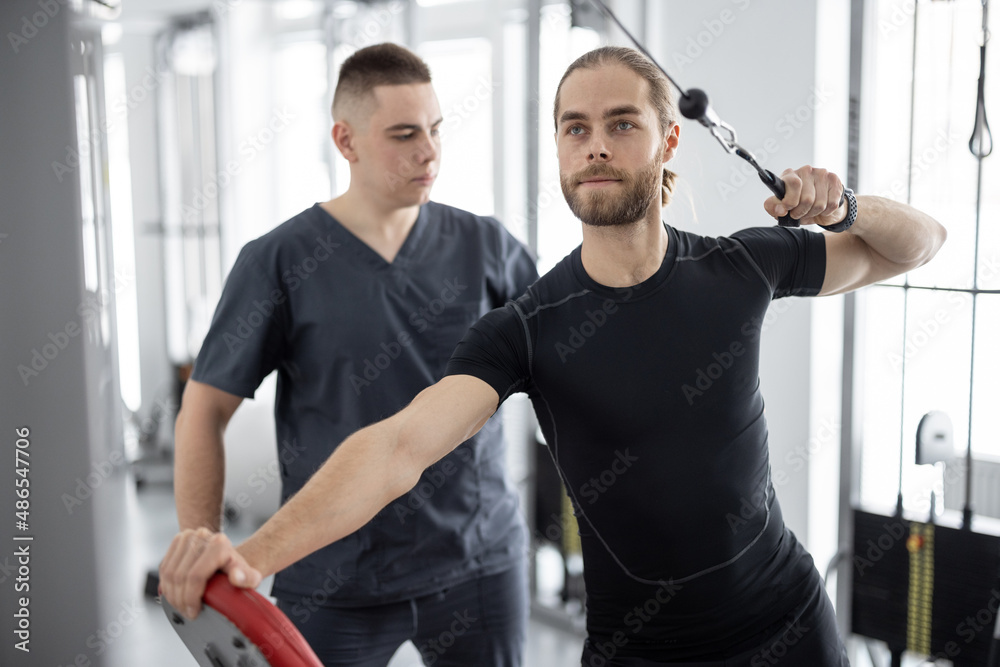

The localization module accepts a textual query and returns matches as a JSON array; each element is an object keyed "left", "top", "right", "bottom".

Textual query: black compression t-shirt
[{"left": 445, "top": 223, "right": 827, "bottom": 656}]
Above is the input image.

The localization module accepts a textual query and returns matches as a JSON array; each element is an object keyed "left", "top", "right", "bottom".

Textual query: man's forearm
[
  {"left": 174, "top": 409, "right": 226, "bottom": 532},
  {"left": 848, "top": 195, "right": 946, "bottom": 268},
  {"left": 235, "top": 417, "right": 421, "bottom": 578}
]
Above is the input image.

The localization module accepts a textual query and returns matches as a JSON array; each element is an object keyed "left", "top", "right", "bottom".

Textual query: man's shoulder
[
  {"left": 671, "top": 224, "right": 798, "bottom": 261},
  {"left": 424, "top": 200, "right": 505, "bottom": 233},
  {"left": 236, "top": 204, "right": 340, "bottom": 266},
  {"left": 511, "top": 250, "right": 579, "bottom": 316},
  {"left": 252, "top": 203, "right": 328, "bottom": 247}
]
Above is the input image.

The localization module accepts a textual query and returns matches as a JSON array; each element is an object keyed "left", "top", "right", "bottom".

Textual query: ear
[
  {"left": 661, "top": 122, "right": 681, "bottom": 163},
  {"left": 332, "top": 121, "right": 359, "bottom": 163}
]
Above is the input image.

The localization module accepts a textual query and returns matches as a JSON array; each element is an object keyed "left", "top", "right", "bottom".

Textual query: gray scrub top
[{"left": 192, "top": 201, "right": 538, "bottom": 605}]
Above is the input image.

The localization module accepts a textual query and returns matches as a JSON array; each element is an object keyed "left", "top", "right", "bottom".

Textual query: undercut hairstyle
[
  {"left": 332, "top": 43, "right": 432, "bottom": 124},
  {"left": 554, "top": 46, "right": 679, "bottom": 206}
]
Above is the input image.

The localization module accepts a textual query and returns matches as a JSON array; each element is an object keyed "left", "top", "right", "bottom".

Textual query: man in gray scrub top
[{"left": 170, "top": 43, "right": 537, "bottom": 667}]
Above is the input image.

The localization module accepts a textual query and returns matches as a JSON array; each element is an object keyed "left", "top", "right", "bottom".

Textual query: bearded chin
[{"left": 562, "top": 159, "right": 661, "bottom": 228}]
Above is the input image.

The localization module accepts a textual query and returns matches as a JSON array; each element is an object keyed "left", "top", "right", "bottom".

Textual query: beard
[{"left": 560, "top": 152, "right": 662, "bottom": 228}]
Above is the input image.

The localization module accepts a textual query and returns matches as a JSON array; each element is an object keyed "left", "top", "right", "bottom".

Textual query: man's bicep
[
  {"left": 180, "top": 379, "right": 245, "bottom": 427},
  {"left": 819, "top": 231, "right": 907, "bottom": 296},
  {"left": 397, "top": 375, "right": 500, "bottom": 470}
]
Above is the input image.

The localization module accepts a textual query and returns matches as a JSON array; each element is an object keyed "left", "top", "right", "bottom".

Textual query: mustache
[{"left": 572, "top": 164, "right": 631, "bottom": 183}]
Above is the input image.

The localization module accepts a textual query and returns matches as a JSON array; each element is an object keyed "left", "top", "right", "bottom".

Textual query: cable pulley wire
[{"left": 963, "top": 0, "right": 992, "bottom": 530}]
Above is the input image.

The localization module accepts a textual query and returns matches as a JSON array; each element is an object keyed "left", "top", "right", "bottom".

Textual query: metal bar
[
  {"left": 526, "top": 0, "right": 540, "bottom": 256},
  {"left": 837, "top": 0, "right": 869, "bottom": 644}
]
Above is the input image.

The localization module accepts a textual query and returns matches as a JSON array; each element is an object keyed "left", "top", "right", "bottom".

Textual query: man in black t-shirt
[
  {"left": 162, "top": 46, "right": 946, "bottom": 666},
  {"left": 167, "top": 44, "right": 536, "bottom": 667}
]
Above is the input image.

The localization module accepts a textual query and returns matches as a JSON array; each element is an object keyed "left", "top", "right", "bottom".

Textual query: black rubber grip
[
  {"left": 758, "top": 169, "right": 798, "bottom": 227},
  {"left": 679, "top": 88, "right": 710, "bottom": 120}
]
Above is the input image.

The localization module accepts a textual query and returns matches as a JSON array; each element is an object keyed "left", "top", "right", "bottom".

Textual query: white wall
[{"left": 641, "top": 0, "right": 849, "bottom": 563}]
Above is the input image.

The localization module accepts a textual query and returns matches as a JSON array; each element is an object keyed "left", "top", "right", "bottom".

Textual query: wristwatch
[{"left": 819, "top": 188, "right": 857, "bottom": 233}]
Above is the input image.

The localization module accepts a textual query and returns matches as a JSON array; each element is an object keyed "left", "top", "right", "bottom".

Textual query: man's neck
[
  {"left": 579, "top": 207, "right": 668, "bottom": 288},
  {"left": 320, "top": 188, "right": 421, "bottom": 263}
]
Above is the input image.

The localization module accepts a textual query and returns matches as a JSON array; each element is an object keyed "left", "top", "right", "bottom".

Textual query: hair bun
[{"left": 662, "top": 168, "right": 677, "bottom": 206}]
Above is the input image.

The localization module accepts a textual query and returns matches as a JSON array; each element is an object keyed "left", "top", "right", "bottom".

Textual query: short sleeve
[
  {"left": 190, "top": 243, "right": 288, "bottom": 398},
  {"left": 444, "top": 302, "right": 531, "bottom": 406},
  {"left": 730, "top": 226, "right": 827, "bottom": 299}
]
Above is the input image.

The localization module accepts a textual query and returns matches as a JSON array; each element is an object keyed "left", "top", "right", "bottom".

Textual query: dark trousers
[
  {"left": 276, "top": 563, "right": 527, "bottom": 667},
  {"left": 580, "top": 567, "right": 850, "bottom": 666}
]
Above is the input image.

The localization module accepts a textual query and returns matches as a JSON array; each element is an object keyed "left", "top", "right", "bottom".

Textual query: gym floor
[{"left": 107, "top": 479, "right": 585, "bottom": 667}]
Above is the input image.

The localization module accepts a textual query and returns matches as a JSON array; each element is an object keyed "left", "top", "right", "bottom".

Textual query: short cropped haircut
[
  {"left": 332, "top": 43, "right": 432, "bottom": 122},
  {"left": 554, "top": 46, "right": 679, "bottom": 206}
]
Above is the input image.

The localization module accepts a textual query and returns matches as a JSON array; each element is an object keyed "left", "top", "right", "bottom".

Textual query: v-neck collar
[{"left": 314, "top": 202, "right": 428, "bottom": 271}]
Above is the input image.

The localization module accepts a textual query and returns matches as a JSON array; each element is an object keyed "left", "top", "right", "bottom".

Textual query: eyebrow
[
  {"left": 558, "top": 104, "right": 643, "bottom": 126},
  {"left": 384, "top": 118, "right": 444, "bottom": 133}
]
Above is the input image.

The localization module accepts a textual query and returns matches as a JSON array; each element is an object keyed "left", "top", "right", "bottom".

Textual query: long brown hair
[{"left": 554, "top": 46, "right": 678, "bottom": 206}]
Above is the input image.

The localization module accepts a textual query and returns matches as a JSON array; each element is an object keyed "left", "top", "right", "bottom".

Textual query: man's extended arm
[
  {"left": 816, "top": 195, "right": 946, "bottom": 296},
  {"left": 159, "top": 374, "right": 500, "bottom": 620},
  {"left": 762, "top": 165, "right": 947, "bottom": 295}
]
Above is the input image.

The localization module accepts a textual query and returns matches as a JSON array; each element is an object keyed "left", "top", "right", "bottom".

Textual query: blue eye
[
  {"left": 616, "top": 121, "right": 633, "bottom": 131},
  {"left": 396, "top": 134, "right": 414, "bottom": 141},
  {"left": 569, "top": 126, "right": 584, "bottom": 135}
]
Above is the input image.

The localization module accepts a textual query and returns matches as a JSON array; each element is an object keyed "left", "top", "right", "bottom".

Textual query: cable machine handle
[{"left": 756, "top": 169, "right": 798, "bottom": 228}]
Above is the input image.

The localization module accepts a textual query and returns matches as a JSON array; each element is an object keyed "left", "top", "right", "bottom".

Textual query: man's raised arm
[
  {"left": 158, "top": 374, "right": 500, "bottom": 620},
  {"left": 761, "top": 165, "right": 947, "bottom": 296}
]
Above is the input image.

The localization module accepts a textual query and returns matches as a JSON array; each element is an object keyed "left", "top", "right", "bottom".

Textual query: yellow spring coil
[
  {"left": 906, "top": 522, "right": 935, "bottom": 656},
  {"left": 562, "top": 487, "right": 582, "bottom": 556}
]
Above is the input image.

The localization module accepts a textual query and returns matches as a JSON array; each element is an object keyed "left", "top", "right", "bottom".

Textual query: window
[{"left": 857, "top": 0, "right": 999, "bottom": 514}]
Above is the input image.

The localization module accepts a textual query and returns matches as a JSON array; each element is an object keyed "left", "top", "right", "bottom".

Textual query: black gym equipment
[{"left": 851, "top": 509, "right": 1000, "bottom": 667}]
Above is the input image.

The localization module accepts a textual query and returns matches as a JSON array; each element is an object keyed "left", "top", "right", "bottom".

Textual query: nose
[
  {"left": 586, "top": 132, "right": 611, "bottom": 162},
  {"left": 409, "top": 132, "right": 439, "bottom": 168}
]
